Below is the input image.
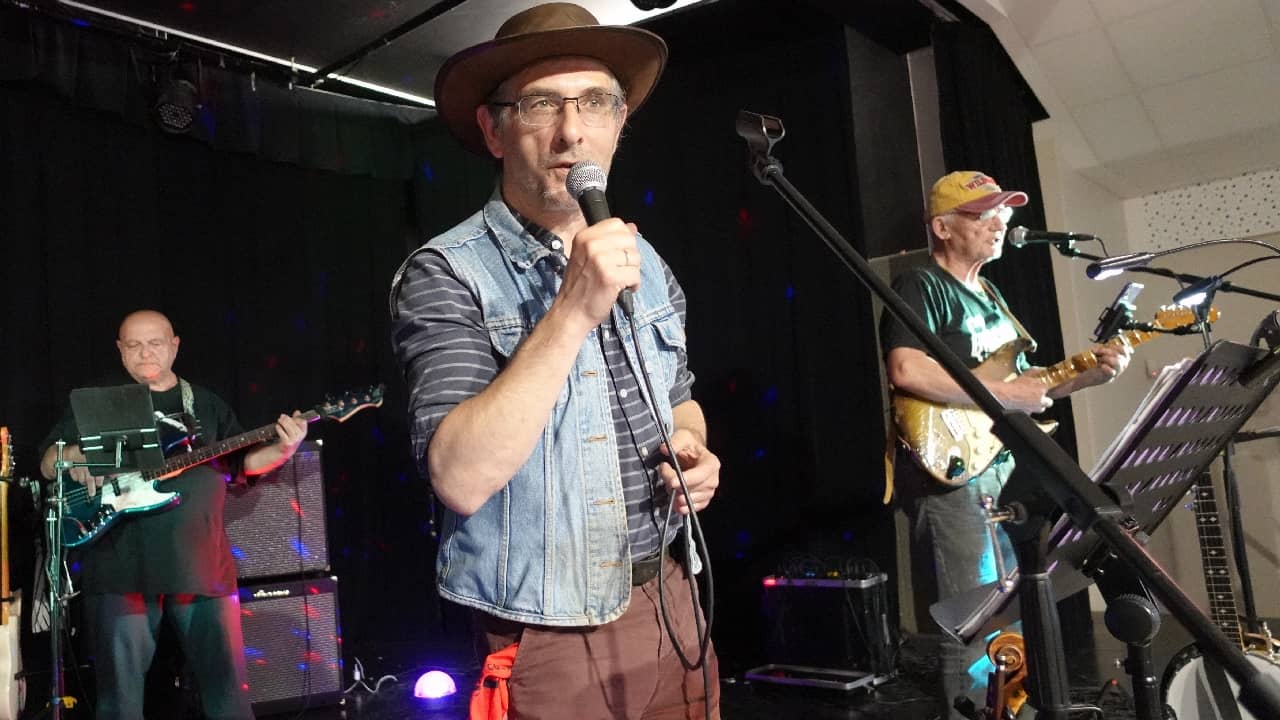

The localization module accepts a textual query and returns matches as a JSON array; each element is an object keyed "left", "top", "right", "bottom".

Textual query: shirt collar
[{"left": 481, "top": 190, "right": 568, "bottom": 273}]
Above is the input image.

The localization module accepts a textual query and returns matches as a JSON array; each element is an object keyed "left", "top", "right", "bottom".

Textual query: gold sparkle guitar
[{"left": 892, "top": 306, "right": 1217, "bottom": 486}]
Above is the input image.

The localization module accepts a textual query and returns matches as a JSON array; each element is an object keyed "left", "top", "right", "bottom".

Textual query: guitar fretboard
[
  {"left": 141, "top": 410, "right": 320, "bottom": 480},
  {"left": 1191, "top": 473, "right": 1244, "bottom": 649},
  {"left": 1035, "top": 328, "right": 1154, "bottom": 388}
]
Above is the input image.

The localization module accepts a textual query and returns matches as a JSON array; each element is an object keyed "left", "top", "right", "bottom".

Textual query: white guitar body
[
  {"left": 1162, "top": 645, "right": 1280, "bottom": 719},
  {"left": 0, "top": 591, "right": 22, "bottom": 720},
  {"left": 63, "top": 472, "right": 181, "bottom": 548}
]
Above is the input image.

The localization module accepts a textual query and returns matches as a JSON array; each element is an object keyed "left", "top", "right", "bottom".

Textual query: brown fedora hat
[{"left": 433, "top": 2, "right": 668, "bottom": 155}]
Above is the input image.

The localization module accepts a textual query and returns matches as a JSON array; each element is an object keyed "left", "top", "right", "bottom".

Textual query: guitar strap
[
  {"left": 979, "top": 278, "right": 1038, "bottom": 356},
  {"left": 179, "top": 378, "right": 195, "bottom": 417}
]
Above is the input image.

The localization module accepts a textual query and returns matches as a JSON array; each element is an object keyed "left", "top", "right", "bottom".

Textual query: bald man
[{"left": 39, "top": 310, "right": 308, "bottom": 720}]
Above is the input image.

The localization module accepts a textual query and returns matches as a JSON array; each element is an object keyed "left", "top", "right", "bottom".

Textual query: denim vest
[{"left": 426, "top": 195, "right": 686, "bottom": 626}]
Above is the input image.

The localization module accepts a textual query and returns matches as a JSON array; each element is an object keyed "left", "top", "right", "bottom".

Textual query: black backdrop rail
[{"left": 0, "top": 0, "right": 1070, "bottom": 693}]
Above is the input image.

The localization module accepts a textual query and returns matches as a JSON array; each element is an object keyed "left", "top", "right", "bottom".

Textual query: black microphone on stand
[
  {"left": 565, "top": 160, "right": 635, "bottom": 317},
  {"left": 1007, "top": 226, "right": 1098, "bottom": 249}
]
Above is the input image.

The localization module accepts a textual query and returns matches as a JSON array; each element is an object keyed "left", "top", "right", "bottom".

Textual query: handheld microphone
[
  {"left": 565, "top": 161, "right": 634, "bottom": 316},
  {"left": 1007, "top": 226, "right": 1097, "bottom": 248}
]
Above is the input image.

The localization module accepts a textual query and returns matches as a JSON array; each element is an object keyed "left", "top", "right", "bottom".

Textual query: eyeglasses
[
  {"left": 490, "top": 92, "right": 623, "bottom": 128},
  {"left": 952, "top": 205, "right": 1014, "bottom": 223}
]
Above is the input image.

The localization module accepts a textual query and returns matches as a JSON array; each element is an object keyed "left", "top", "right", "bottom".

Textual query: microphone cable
[{"left": 614, "top": 307, "right": 716, "bottom": 720}]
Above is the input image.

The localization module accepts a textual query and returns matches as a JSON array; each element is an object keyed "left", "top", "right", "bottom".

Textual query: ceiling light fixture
[{"left": 58, "top": 0, "right": 435, "bottom": 107}]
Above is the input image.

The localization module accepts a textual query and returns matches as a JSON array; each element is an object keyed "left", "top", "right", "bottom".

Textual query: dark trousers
[
  {"left": 898, "top": 452, "right": 1018, "bottom": 720},
  {"left": 474, "top": 556, "right": 720, "bottom": 720},
  {"left": 85, "top": 592, "right": 254, "bottom": 720}
]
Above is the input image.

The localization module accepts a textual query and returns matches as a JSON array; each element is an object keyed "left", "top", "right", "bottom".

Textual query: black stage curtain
[
  {"left": 621, "top": 0, "right": 891, "bottom": 668},
  {"left": 0, "top": 80, "right": 453, "bottom": 661}
]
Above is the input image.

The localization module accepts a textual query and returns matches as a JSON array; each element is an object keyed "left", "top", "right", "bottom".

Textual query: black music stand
[
  {"left": 932, "top": 340, "right": 1280, "bottom": 719},
  {"left": 47, "top": 384, "right": 163, "bottom": 720}
]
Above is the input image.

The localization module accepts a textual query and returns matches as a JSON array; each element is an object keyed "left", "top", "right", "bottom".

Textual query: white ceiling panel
[
  {"left": 1261, "top": 0, "right": 1280, "bottom": 24},
  {"left": 1006, "top": 0, "right": 1098, "bottom": 46},
  {"left": 1142, "top": 58, "right": 1280, "bottom": 145},
  {"left": 970, "top": 0, "right": 1280, "bottom": 196},
  {"left": 1087, "top": 0, "right": 1181, "bottom": 25},
  {"left": 1072, "top": 93, "right": 1163, "bottom": 162},
  {"left": 1033, "top": 28, "right": 1132, "bottom": 107},
  {"left": 1106, "top": 0, "right": 1273, "bottom": 88}
]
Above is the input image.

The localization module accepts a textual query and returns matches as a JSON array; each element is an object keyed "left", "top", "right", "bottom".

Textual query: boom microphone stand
[{"left": 734, "top": 109, "right": 1280, "bottom": 719}]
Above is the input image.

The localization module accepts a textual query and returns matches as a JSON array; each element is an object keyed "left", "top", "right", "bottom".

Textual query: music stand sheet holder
[
  {"left": 46, "top": 384, "right": 163, "bottom": 719},
  {"left": 931, "top": 340, "right": 1280, "bottom": 717},
  {"left": 68, "top": 384, "right": 164, "bottom": 474}
]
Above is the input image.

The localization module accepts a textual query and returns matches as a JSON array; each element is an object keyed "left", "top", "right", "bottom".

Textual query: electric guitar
[
  {"left": 0, "top": 427, "right": 24, "bottom": 720},
  {"left": 1160, "top": 474, "right": 1280, "bottom": 718},
  {"left": 59, "top": 386, "right": 383, "bottom": 548},
  {"left": 892, "top": 306, "right": 1217, "bottom": 486}
]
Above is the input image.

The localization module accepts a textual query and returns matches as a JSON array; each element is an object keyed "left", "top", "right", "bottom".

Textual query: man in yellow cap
[
  {"left": 880, "top": 171, "right": 1130, "bottom": 718},
  {"left": 390, "top": 3, "right": 719, "bottom": 718}
]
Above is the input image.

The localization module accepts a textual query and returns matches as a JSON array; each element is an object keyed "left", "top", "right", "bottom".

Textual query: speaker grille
[
  {"left": 225, "top": 440, "right": 329, "bottom": 580},
  {"left": 239, "top": 576, "right": 343, "bottom": 714}
]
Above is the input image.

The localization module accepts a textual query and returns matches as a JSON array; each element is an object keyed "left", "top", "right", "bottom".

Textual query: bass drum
[{"left": 1161, "top": 643, "right": 1280, "bottom": 719}]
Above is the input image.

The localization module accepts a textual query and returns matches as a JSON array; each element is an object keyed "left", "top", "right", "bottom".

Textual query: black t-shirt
[
  {"left": 879, "top": 260, "right": 1029, "bottom": 372},
  {"left": 41, "top": 379, "right": 245, "bottom": 596}
]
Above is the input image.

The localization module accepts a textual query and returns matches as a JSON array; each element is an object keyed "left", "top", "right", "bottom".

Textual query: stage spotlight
[
  {"left": 631, "top": 0, "right": 678, "bottom": 9},
  {"left": 413, "top": 670, "right": 457, "bottom": 700},
  {"left": 155, "top": 78, "right": 200, "bottom": 134}
]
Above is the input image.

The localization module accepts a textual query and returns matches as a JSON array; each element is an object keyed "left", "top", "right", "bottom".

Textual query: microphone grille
[
  {"left": 565, "top": 161, "right": 607, "bottom": 199},
  {"left": 1008, "top": 226, "right": 1028, "bottom": 248}
]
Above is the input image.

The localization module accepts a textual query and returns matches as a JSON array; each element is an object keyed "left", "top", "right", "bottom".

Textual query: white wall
[{"left": 1035, "top": 119, "right": 1280, "bottom": 619}]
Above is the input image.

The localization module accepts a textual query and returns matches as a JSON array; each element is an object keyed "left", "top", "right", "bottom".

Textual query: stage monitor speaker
[
  {"left": 238, "top": 575, "right": 344, "bottom": 715},
  {"left": 225, "top": 439, "right": 329, "bottom": 580},
  {"left": 759, "top": 571, "right": 896, "bottom": 677}
]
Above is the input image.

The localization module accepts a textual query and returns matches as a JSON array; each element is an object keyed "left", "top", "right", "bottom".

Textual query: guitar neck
[
  {"left": 1035, "top": 328, "right": 1155, "bottom": 388},
  {"left": 142, "top": 410, "right": 319, "bottom": 480},
  {"left": 1191, "top": 473, "right": 1245, "bottom": 648}
]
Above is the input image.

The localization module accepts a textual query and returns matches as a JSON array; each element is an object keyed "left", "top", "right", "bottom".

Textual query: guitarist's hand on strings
[
  {"left": 1042, "top": 342, "right": 1134, "bottom": 399},
  {"left": 243, "top": 411, "right": 309, "bottom": 476},
  {"left": 1083, "top": 342, "right": 1132, "bottom": 387}
]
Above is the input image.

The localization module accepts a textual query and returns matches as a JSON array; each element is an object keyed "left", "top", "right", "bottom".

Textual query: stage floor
[{"left": 254, "top": 610, "right": 1203, "bottom": 720}]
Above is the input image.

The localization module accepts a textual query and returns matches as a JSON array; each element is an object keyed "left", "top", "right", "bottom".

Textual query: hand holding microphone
[{"left": 561, "top": 161, "right": 641, "bottom": 324}]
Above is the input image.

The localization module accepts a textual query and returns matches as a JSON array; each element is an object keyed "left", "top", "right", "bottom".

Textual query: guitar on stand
[
  {"left": 893, "top": 306, "right": 1219, "bottom": 486},
  {"left": 0, "top": 428, "right": 25, "bottom": 720},
  {"left": 1160, "top": 473, "right": 1280, "bottom": 718}
]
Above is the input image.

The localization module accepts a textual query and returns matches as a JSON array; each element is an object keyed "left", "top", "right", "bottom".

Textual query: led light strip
[{"left": 58, "top": 0, "right": 436, "bottom": 107}]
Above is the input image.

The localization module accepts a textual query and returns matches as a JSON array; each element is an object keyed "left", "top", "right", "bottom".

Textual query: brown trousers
[{"left": 474, "top": 556, "right": 720, "bottom": 720}]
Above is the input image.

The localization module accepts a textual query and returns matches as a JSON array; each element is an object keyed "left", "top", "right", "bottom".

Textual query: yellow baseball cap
[{"left": 928, "top": 171, "right": 1028, "bottom": 218}]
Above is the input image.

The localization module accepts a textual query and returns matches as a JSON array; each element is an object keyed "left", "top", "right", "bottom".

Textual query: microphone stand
[
  {"left": 1054, "top": 247, "right": 1280, "bottom": 304},
  {"left": 734, "top": 110, "right": 1280, "bottom": 719}
]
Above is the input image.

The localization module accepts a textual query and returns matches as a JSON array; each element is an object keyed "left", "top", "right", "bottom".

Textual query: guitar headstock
[
  {"left": 315, "top": 385, "right": 386, "bottom": 423},
  {"left": 1152, "top": 305, "right": 1221, "bottom": 331},
  {"left": 0, "top": 427, "right": 11, "bottom": 480}
]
